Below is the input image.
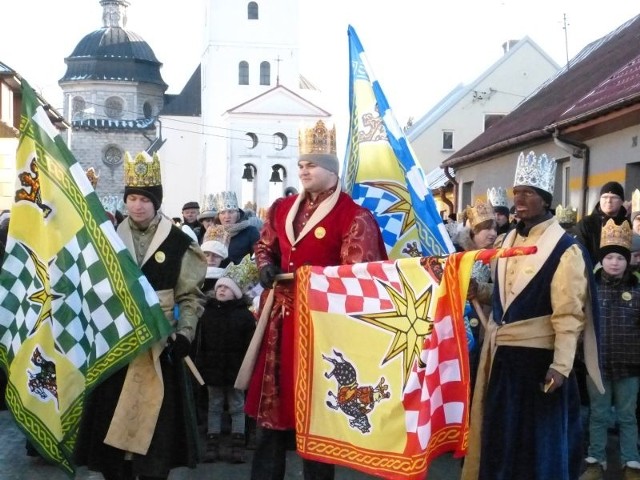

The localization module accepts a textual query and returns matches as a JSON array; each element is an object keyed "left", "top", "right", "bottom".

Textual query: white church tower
[{"left": 201, "top": 0, "right": 331, "bottom": 213}]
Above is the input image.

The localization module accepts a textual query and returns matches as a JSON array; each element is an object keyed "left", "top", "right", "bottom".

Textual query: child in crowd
[
  {"left": 200, "top": 225, "right": 230, "bottom": 291},
  {"left": 581, "top": 219, "right": 640, "bottom": 480},
  {"left": 193, "top": 255, "right": 258, "bottom": 464}
]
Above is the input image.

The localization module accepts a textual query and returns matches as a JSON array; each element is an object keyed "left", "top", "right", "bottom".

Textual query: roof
[
  {"left": 0, "top": 61, "right": 68, "bottom": 130},
  {"left": 162, "top": 65, "right": 202, "bottom": 116},
  {"left": 60, "top": 27, "right": 167, "bottom": 88},
  {"left": 407, "top": 37, "right": 558, "bottom": 141},
  {"left": 442, "top": 14, "right": 640, "bottom": 168}
]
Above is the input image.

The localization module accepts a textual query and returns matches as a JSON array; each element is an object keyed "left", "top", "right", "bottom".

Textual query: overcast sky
[{"left": 2, "top": 1, "right": 638, "bottom": 126}]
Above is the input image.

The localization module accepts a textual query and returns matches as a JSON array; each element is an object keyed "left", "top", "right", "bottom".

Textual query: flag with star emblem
[
  {"left": 343, "top": 26, "right": 454, "bottom": 259},
  {"left": 294, "top": 246, "right": 536, "bottom": 479},
  {"left": 0, "top": 80, "right": 172, "bottom": 475}
]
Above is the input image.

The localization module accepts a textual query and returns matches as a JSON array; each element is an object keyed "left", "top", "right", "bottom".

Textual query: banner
[
  {"left": 0, "top": 80, "right": 171, "bottom": 475},
  {"left": 294, "top": 247, "right": 536, "bottom": 479},
  {"left": 343, "top": 25, "right": 455, "bottom": 259}
]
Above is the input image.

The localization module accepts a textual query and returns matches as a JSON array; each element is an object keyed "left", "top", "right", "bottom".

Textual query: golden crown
[
  {"left": 514, "top": 151, "right": 556, "bottom": 195},
  {"left": 600, "top": 218, "right": 632, "bottom": 250},
  {"left": 223, "top": 255, "right": 260, "bottom": 293},
  {"left": 86, "top": 167, "right": 99, "bottom": 188},
  {"left": 555, "top": 204, "right": 577, "bottom": 225},
  {"left": 124, "top": 151, "right": 162, "bottom": 187},
  {"left": 299, "top": 120, "right": 337, "bottom": 155},
  {"left": 203, "top": 225, "right": 230, "bottom": 247},
  {"left": 632, "top": 189, "right": 640, "bottom": 214},
  {"left": 487, "top": 187, "right": 508, "bottom": 208},
  {"left": 466, "top": 199, "right": 495, "bottom": 230}
]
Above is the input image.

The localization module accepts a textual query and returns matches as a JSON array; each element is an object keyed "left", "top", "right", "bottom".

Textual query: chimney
[{"left": 502, "top": 39, "right": 520, "bottom": 54}]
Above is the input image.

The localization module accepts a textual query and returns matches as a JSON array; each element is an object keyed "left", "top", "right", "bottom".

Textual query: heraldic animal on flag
[
  {"left": 0, "top": 80, "right": 172, "bottom": 475},
  {"left": 293, "top": 247, "right": 536, "bottom": 480},
  {"left": 342, "top": 25, "right": 454, "bottom": 259}
]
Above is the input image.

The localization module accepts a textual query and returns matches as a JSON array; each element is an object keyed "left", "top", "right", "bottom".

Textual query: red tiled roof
[{"left": 442, "top": 14, "right": 640, "bottom": 168}]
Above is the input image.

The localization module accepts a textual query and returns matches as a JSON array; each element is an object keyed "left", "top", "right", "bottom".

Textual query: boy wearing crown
[
  {"left": 580, "top": 219, "right": 640, "bottom": 480},
  {"left": 245, "top": 120, "right": 387, "bottom": 480},
  {"left": 462, "top": 151, "right": 603, "bottom": 480},
  {"left": 75, "top": 151, "right": 207, "bottom": 480}
]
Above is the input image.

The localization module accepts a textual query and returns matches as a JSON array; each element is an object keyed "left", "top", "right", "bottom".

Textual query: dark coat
[
  {"left": 193, "top": 297, "right": 255, "bottom": 386},
  {"left": 574, "top": 203, "right": 628, "bottom": 266}
]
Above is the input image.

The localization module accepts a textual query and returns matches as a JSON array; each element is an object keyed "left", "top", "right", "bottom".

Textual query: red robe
[{"left": 245, "top": 190, "right": 387, "bottom": 429}]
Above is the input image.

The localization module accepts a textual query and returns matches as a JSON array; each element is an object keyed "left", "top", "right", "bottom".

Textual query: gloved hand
[
  {"left": 169, "top": 333, "right": 191, "bottom": 360},
  {"left": 259, "top": 264, "right": 281, "bottom": 289}
]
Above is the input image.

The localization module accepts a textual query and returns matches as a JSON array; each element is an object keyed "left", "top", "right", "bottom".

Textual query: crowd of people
[{"left": 3, "top": 128, "right": 640, "bottom": 480}]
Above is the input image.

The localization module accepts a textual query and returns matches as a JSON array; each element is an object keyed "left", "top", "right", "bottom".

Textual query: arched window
[
  {"left": 245, "top": 132, "right": 258, "bottom": 149},
  {"left": 239, "top": 61, "right": 249, "bottom": 85},
  {"left": 72, "top": 96, "right": 86, "bottom": 121},
  {"left": 143, "top": 101, "right": 153, "bottom": 118},
  {"left": 260, "top": 61, "right": 271, "bottom": 86},
  {"left": 248, "top": 2, "right": 258, "bottom": 19}
]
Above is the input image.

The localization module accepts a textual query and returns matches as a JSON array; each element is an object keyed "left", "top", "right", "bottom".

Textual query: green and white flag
[{"left": 0, "top": 80, "right": 172, "bottom": 475}]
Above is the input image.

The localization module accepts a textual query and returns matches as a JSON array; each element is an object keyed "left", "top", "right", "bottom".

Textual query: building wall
[
  {"left": 409, "top": 40, "right": 559, "bottom": 174},
  {"left": 201, "top": 0, "right": 300, "bottom": 196}
]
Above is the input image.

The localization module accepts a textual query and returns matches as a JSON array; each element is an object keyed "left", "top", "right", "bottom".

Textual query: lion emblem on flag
[{"left": 323, "top": 350, "right": 390, "bottom": 433}]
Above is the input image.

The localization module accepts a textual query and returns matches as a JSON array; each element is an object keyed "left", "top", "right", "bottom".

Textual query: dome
[{"left": 60, "top": 27, "right": 167, "bottom": 88}]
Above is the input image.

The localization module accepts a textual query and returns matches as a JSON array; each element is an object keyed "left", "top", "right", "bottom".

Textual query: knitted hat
[
  {"left": 599, "top": 181, "right": 624, "bottom": 199},
  {"left": 182, "top": 201, "right": 200, "bottom": 211},
  {"left": 599, "top": 218, "right": 632, "bottom": 263},
  {"left": 201, "top": 225, "right": 229, "bottom": 259},
  {"left": 216, "top": 255, "right": 259, "bottom": 299},
  {"left": 123, "top": 151, "right": 163, "bottom": 210}
]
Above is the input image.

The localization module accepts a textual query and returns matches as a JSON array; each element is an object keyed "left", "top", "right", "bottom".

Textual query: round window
[
  {"left": 104, "top": 146, "right": 123, "bottom": 166},
  {"left": 104, "top": 97, "right": 124, "bottom": 119}
]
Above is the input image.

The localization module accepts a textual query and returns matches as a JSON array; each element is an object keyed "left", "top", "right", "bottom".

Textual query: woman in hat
[{"left": 213, "top": 191, "right": 260, "bottom": 266}]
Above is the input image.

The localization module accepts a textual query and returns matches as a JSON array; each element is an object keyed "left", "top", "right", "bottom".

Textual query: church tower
[
  {"left": 59, "top": 0, "right": 166, "bottom": 213},
  {"left": 201, "top": 0, "right": 331, "bottom": 212}
]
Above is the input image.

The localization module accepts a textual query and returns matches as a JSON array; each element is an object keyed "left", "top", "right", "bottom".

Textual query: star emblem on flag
[
  {"left": 353, "top": 265, "right": 433, "bottom": 386},
  {"left": 25, "top": 244, "right": 62, "bottom": 335}
]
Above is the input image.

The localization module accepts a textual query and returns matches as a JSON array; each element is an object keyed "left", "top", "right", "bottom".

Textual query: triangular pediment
[{"left": 227, "top": 84, "right": 329, "bottom": 117}]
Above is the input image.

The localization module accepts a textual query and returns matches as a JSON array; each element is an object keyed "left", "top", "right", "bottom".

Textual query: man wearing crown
[
  {"left": 575, "top": 181, "right": 628, "bottom": 266},
  {"left": 462, "top": 151, "right": 603, "bottom": 480},
  {"left": 75, "top": 151, "right": 207, "bottom": 480},
  {"left": 487, "top": 186, "right": 513, "bottom": 237},
  {"left": 245, "top": 120, "right": 387, "bottom": 480}
]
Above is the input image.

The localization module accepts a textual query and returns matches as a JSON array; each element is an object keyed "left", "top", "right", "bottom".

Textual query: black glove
[
  {"left": 259, "top": 264, "right": 281, "bottom": 289},
  {"left": 169, "top": 333, "right": 191, "bottom": 360}
]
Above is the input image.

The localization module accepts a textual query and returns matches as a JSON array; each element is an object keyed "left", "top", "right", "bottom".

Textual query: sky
[{"left": 1, "top": 1, "right": 639, "bottom": 128}]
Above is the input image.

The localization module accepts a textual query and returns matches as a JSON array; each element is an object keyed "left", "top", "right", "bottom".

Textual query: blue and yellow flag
[
  {"left": 0, "top": 80, "right": 172, "bottom": 475},
  {"left": 343, "top": 26, "right": 455, "bottom": 259}
]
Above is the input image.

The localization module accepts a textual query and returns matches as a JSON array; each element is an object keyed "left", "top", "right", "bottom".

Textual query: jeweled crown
[
  {"left": 555, "top": 204, "right": 578, "bottom": 225},
  {"left": 632, "top": 189, "right": 640, "bottom": 214},
  {"left": 124, "top": 151, "right": 161, "bottom": 187},
  {"left": 513, "top": 151, "right": 556, "bottom": 195},
  {"left": 203, "top": 225, "right": 229, "bottom": 247},
  {"left": 200, "top": 193, "right": 217, "bottom": 214},
  {"left": 487, "top": 187, "right": 508, "bottom": 208},
  {"left": 466, "top": 199, "right": 495, "bottom": 229},
  {"left": 298, "top": 120, "right": 337, "bottom": 155},
  {"left": 600, "top": 218, "right": 632, "bottom": 250},
  {"left": 223, "top": 255, "right": 260, "bottom": 293},
  {"left": 213, "top": 191, "right": 239, "bottom": 212}
]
